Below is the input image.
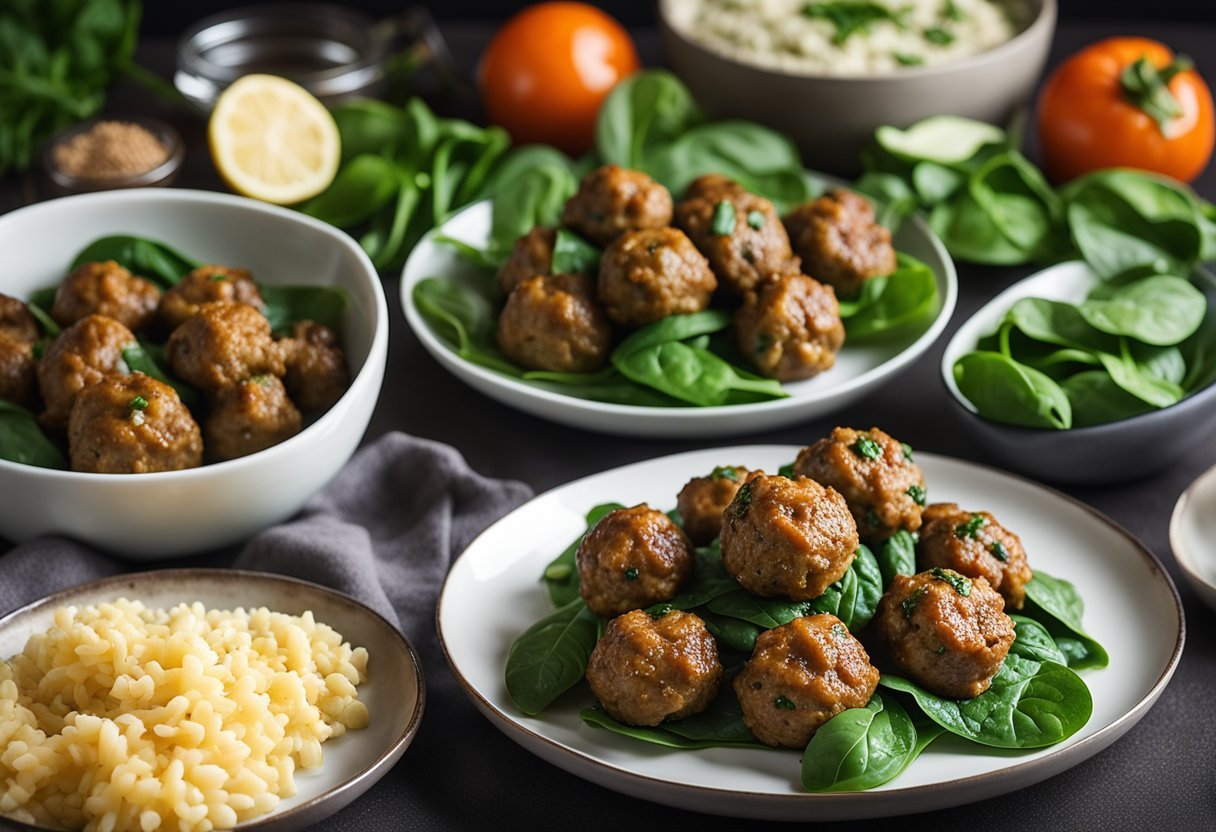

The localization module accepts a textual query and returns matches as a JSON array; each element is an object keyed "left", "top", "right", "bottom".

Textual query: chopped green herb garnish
[
  {"left": 624, "top": 566, "right": 639, "bottom": 581},
  {"left": 943, "top": 0, "right": 965, "bottom": 21},
  {"left": 851, "top": 436, "right": 883, "bottom": 460},
  {"left": 893, "top": 52, "right": 924, "bottom": 66},
  {"left": 209, "top": 272, "right": 228, "bottom": 282},
  {"left": 730, "top": 481, "right": 754, "bottom": 518},
  {"left": 778, "top": 463, "right": 795, "bottom": 478},
  {"left": 746, "top": 210, "right": 766, "bottom": 229},
  {"left": 774, "top": 695, "right": 797, "bottom": 710},
  {"left": 990, "top": 540, "right": 1009, "bottom": 562},
  {"left": 906, "top": 484, "right": 926, "bottom": 506},
  {"left": 954, "top": 513, "right": 987, "bottom": 539},
  {"left": 930, "top": 566, "right": 972, "bottom": 597},
  {"left": 711, "top": 200, "right": 736, "bottom": 235},
  {"left": 128, "top": 395, "right": 149, "bottom": 411},
  {"left": 710, "top": 465, "right": 739, "bottom": 481},
  {"left": 802, "top": 1, "right": 909, "bottom": 45},
  {"left": 901, "top": 442, "right": 914, "bottom": 461},
  {"left": 831, "top": 623, "right": 848, "bottom": 640},
  {"left": 936, "top": 644, "right": 947, "bottom": 655},
  {"left": 901, "top": 586, "right": 927, "bottom": 619},
  {"left": 924, "top": 26, "right": 955, "bottom": 45},
  {"left": 647, "top": 240, "right": 661, "bottom": 255},
  {"left": 864, "top": 508, "right": 881, "bottom": 528},
  {"left": 544, "top": 563, "right": 572, "bottom": 581},
  {"left": 646, "top": 603, "right": 673, "bottom": 619}
]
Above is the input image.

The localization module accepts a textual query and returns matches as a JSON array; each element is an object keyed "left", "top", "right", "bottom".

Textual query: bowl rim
[
  {"left": 658, "top": 0, "right": 1057, "bottom": 83},
  {"left": 0, "top": 187, "right": 389, "bottom": 482},
  {"left": 1169, "top": 461, "right": 1216, "bottom": 600},
  {"left": 939, "top": 259, "right": 1216, "bottom": 437}
]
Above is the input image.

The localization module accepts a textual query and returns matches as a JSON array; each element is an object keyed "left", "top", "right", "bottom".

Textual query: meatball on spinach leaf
[
  {"left": 0, "top": 400, "right": 65, "bottom": 469},
  {"left": 505, "top": 598, "right": 600, "bottom": 716},
  {"left": 413, "top": 279, "right": 523, "bottom": 376}
]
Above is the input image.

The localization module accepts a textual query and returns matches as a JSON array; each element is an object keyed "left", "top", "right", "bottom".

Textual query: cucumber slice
[{"left": 876, "top": 116, "right": 1006, "bottom": 166}]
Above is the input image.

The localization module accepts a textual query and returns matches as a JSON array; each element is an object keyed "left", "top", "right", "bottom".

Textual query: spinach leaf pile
[
  {"left": 413, "top": 71, "right": 941, "bottom": 409},
  {"left": 860, "top": 116, "right": 1216, "bottom": 428},
  {"left": 503, "top": 476, "right": 1101, "bottom": 794}
]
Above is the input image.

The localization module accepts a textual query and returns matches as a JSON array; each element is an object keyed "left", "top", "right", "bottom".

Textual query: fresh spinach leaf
[
  {"left": 69, "top": 235, "right": 201, "bottom": 287},
  {"left": 1021, "top": 572, "right": 1109, "bottom": 670},
  {"left": 595, "top": 69, "right": 704, "bottom": 170},
  {"left": 551, "top": 229, "right": 602, "bottom": 276},
  {"left": 875, "top": 530, "right": 917, "bottom": 588},
  {"left": 953, "top": 351, "right": 1072, "bottom": 429},
  {"left": 481, "top": 145, "right": 579, "bottom": 263},
  {"left": 121, "top": 342, "right": 200, "bottom": 409},
  {"left": 801, "top": 692, "right": 934, "bottom": 792},
  {"left": 540, "top": 502, "right": 626, "bottom": 607},
  {"left": 412, "top": 278, "right": 523, "bottom": 376},
  {"left": 0, "top": 400, "right": 65, "bottom": 469},
  {"left": 1077, "top": 274, "right": 1206, "bottom": 346},
  {"left": 837, "top": 253, "right": 939, "bottom": 338},
  {"left": 808, "top": 545, "right": 883, "bottom": 631},
  {"left": 613, "top": 341, "right": 788, "bottom": 407},
  {"left": 1061, "top": 371, "right": 1157, "bottom": 427},
  {"left": 707, "top": 589, "right": 812, "bottom": 630},
  {"left": 1095, "top": 340, "right": 1183, "bottom": 408},
  {"left": 700, "top": 610, "right": 762, "bottom": 653},
  {"left": 1008, "top": 615, "right": 1069, "bottom": 665},
  {"left": 611, "top": 310, "right": 732, "bottom": 361},
  {"left": 300, "top": 154, "right": 403, "bottom": 228},
  {"left": 259, "top": 285, "right": 348, "bottom": 333},
  {"left": 930, "top": 192, "right": 1034, "bottom": 265},
  {"left": 505, "top": 598, "right": 599, "bottom": 716},
  {"left": 580, "top": 699, "right": 770, "bottom": 751}
]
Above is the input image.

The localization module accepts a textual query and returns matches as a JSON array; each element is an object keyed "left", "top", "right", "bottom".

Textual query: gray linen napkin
[{"left": 0, "top": 432, "right": 533, "bottom": 679}]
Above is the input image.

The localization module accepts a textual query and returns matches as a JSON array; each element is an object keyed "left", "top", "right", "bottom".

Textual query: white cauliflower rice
[
  {"left": 664, "top": 0, "right": 1020, "bottom": 75},
  {"left": 0, "top": 600, "right": 370, "bottom": 832}
]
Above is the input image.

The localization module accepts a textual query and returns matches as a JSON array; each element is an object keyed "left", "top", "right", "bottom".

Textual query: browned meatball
[
  {"left": 37, "top": 315, "right": 135, "bottom": 431},
  {"left": 279, "top": 321, "right": 349, "bottom": 412},
  {"left": 875, "top": 570, "right": 1015, "bottom": 699},
  {"left": 917, "top": 503, "right": 1033, "bottom": 611},
  {"left": 734, "top": 614, "right": 879, "bottom": 748},
  {"left": 586, "top": 609, "right": 722, "bottom": 727},
  {"left": 67, "top": 372, "right": 202, "bottom": 474},
  {"left": 674, "top": 174, "right": 800, "bottom": 295},
  {"left": 793, "top": 427, "right": 925, "bottom": 541},
  {"left": 166, "top": 302, "right": 284, "bottom": 391},
  {"left": 0, "top": 295, "right": 39, "bottom": 408},
  {"left": 734, "top": 274, "right": 845, "bottom": 381},
  {"left": 159, "top": 265, "right": 264, "bottom": 332},
  {"left": 497, "top": 227, "right": 555, "bottom": 295},
  {"left": 784, "top": 190, "right": 898, "bottom": 298},
  {"left": 577, "top": 504, "right": 695, "bottom": 618},
  {"left": 675, "top": 465, "right": 756, "bottom": 546},
  {"left": 204, "top": 375, "right": 302, "bottom": 462},
  {"left": 51, "top": 261, "right": 160, "bottom": 332},
  {"left": 496, "top": 273, "right": 611, "bottom": 374},
  {"left": 561, "top": 165, "right": 673, "bottom": 247},
  {"left": 596, "top": 227, "right": 717, "bottom": 327},
  {"left": 720, "top": 473, "right": 858, "bottom": 601}
]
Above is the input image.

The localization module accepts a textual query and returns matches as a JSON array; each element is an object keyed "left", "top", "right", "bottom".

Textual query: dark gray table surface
[{"left": 3, "top": 18, "right": 1214, "bottom": 832}]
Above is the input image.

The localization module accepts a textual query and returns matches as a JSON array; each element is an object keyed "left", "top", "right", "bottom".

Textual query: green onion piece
[
  {"left": 711, "top": 201, "right": 736, "bottom": 235},
  {"left": 851, "top": 436, "right": 883, "bottom": 460}
]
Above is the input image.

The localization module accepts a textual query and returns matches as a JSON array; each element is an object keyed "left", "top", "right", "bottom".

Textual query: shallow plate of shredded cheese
[{"left": 0, "top": 570, "right": 424, "bottom": 832}]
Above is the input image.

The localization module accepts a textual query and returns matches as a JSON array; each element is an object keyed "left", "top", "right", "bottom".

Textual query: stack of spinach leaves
[
  {"left": 0, "top": 235, "right": 347, "bottom": 469},
  {"left": 410, "top": 71, "right": 941, "bottom": 409},
  {"left": 857, "top": 116, "right": 1216, "bottom": 428},
  {"left": 503, "top": 460, "right": 1101, "bottom": 793}
]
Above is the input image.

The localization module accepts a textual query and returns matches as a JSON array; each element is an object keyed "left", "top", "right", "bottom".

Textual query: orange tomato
[
  {"left": 1037, "top": 37, "right": 1214, "bottom": 184},
  {"left": 479, "top": 2, "right": 640, "bottom": 156}
]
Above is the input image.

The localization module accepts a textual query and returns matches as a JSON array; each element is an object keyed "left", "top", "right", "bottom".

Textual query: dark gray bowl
[{"left": 941, "top": 262, "right": 1216, "bottom": 485}]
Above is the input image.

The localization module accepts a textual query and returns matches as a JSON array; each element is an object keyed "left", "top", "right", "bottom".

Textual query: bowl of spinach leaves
[{"left": 0, "top": 188, "right": 388, "bottom": 557}]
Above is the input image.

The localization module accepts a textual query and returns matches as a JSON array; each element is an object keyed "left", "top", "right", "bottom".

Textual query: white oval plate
[
  {"left": 438, "top": 446, "right": 1183, "bottom": 821},
  {"left": 401, "top": 201, "right": 957, "bottom": 438},
  {"left": 1170, "top": 461, "right": 1216, "bottom": 613},
  {"left": 0, "top": 570, "right": 425, "bottom": 832}
]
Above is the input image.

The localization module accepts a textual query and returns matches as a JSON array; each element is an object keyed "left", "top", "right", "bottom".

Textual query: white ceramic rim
[
  {"left": 436, "top": 446, "right": 1185, "bottom": 818},
  {"left": 1169, "top": 460, "right": 1216, "bottom": 598},
  {"left": 401, "top": 199, "right": 958, "bottom": 426},
  {"left": 0, "top": 188, "right": 389, "bottom": 482}
]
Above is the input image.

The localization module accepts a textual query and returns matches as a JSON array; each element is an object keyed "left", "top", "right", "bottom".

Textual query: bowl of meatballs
[
  {"left": 402, "top": 165, "right": 955, "bottom": 438},
  {"left": 438, "top": 436, "right": 1183, "bottom": 819},
  {"left": 0, "top": 188, "right": 388, "bottom": 557}
]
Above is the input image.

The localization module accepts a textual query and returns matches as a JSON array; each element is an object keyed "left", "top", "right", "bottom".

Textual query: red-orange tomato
[
  {"left": 1037, "top": 37, "right": 1214, "bottom": 183},
  {"left": 479, "top": 2, "right": 640, "bottom": 156}
]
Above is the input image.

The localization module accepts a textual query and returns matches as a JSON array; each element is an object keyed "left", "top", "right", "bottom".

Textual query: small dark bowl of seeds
[{"left": 43, "top": 115, "right": 184, "bottom": 196}]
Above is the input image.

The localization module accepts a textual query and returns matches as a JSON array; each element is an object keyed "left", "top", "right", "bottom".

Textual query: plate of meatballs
[
  {"left": 402, "top": 166, "right": 957, "bottom": 437},
  {"left": 438, "top": 432, "right": 1183, "bottom": 820}
]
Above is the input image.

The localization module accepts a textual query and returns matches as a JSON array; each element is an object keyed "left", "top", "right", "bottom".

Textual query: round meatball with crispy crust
[
  {"left": 875, "top": 570, "right": 1015, "bottom": 699},
  {"left": 793, "top": 426, "right": 925, "bottom": 541},
  {"left": 784, "top": 189, "right": 897, "bottom": 298},
  {"left": 561, "top": 165, "right": 673, "bottom": 247},
  {"left": 159, "top": 265, "right": 264, "bottom": 332},
  {"left": 917, "top": 503, "right": 1033, "bottom": 610},
  {"left": 597, "top": 227, "right": 717, "bottom": 327},
  {"left": 675, "top": 464, "right": 756, "bottom": 546},
  {"left": 586, "top": 609, "right": 722, "bottom": 727},
  {"left": 734, "top": 274, "right": 844, "bottom": 382},
  {"left": 497, "top": 227, "right": 556, "bottom": 295},
  {"left": 674, "top": 174, "right": 800, "bottom": 295},
  {"left": 279, "top": 320, "right": 349, "bottom": 412},
  {"left": 52, "top": 260, "right": 160, "bottom": 332},
  {"left": 68, "top": 372, "right": 201, "bottom": 473},
  {"left": 204, "top": 375, "right": 302, "bottom": 462},
  {"left": 497, "top": 273, "right": 611, "bottom": 374},
  {"left": 720, "top": 473, "right": 858, "bottom": 601},
  {"left": 166, "top": 301, "right": 284, "bottom": 391},
  {"left": 577, "top": 504, "right": 695, "bottom": 618},
  {"left": 0, "top": 294, "right": 40, "bottom": 408},
  {"left": 37, "top": 315, "right": 135, "bottom": 431},
  {"left": 734, "top": 614, "right": 879, "bottom": 748}
]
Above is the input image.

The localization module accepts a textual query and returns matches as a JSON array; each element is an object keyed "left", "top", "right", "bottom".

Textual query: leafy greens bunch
[
  {"left": 503, "top": 464, "right": 1101, "bottom": 793},
  {"left": 412, "top": 70, "right": 941, "bottom": 408},
  {"left": 0, "top": 0, "right": 141, "bottom": 175},
  {"left": 0, "top": 235, "right": 347, "bottom": 469},
  {"left": 859, "top": 116, "right": 1216, "bottom": 428}
]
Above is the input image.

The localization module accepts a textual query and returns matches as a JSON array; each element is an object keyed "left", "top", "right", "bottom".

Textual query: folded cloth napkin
[{"left": 0, "top": 432, "right": 534, "bottom": 685}]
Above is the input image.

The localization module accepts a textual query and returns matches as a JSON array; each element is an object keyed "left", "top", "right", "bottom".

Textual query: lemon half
[{"left": 208, "top": 74, "right": 340, "bottom": 205}]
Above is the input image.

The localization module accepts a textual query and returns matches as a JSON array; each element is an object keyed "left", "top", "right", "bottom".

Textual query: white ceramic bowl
[
  {"left": 1170, "top": 462, "right": 1216, "bottom": 613},
  {"left": 660, "top": 0, "right": 1056, "bottom": 174},
  {"left": 0, "top": 189, "right": 388, "bottom": 558},
  {"left": 401, "top": 200, "right": 956, "bottom": 439}
]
